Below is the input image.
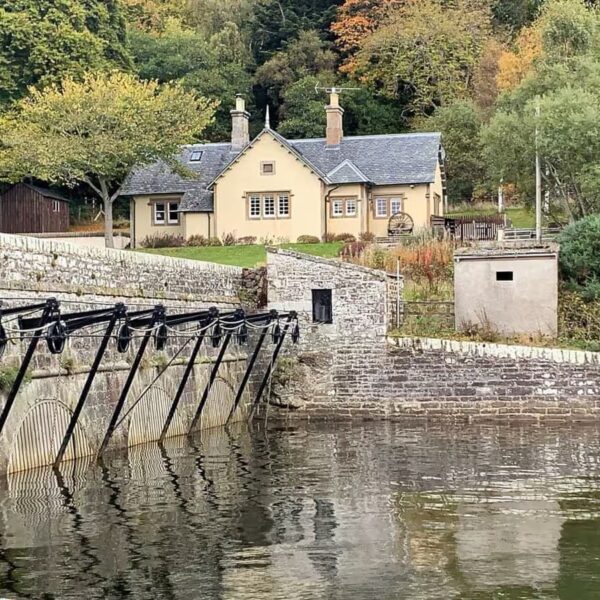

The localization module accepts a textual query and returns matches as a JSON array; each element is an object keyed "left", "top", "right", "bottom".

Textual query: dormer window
[
  {"left": 261, "top": 161, "right": 275, "bottom": 175},
  {"left": 190, "top": 150, "right": 203, "bottom": 162}
]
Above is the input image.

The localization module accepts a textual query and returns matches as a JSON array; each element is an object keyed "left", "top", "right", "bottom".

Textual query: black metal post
[
  {"left": 247, "top": 315, "right": 294, "bottom": 421},
  {"left": 188, "top": 332, "right": 232, "bottom": 434},
  {"left": 97, "top": 306, "right": 163, "bottom": 456},
  {"left": 159, "top": 329, "right": 208, "bottom": 442},
  {"left": 226, "top": 325, "right": 271, "bottom": 424},
  {"left": 54, "top": 304, "right": 125, "bottom": 468},
  {"left": 0, "top": 298, "right": 58, "bottom": 436}
]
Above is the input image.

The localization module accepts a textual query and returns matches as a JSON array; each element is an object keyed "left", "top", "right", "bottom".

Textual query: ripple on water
[{"left": 0, "top": 421, "right": 599, "bottom": 599}]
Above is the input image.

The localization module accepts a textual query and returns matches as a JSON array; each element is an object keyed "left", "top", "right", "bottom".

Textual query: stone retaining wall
[
  {"left": 267, "top": 249, "right": 600, "bottom": 422},
  {"left": 0, "top": 234, "right": 251, "bottom": 473}
]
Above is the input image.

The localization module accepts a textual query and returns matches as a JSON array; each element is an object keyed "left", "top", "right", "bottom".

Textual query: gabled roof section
[
  {"left": 290, "top": 133, "right": 442, "bottom": 186},
  {"left": 120, "top": 142, "right": 236, "bottom": 212},
  {"left": 208, "top": 128, "right": 328, "bottom": 188},
  {"left": 326, "top": 159, "right": 370, "bottom": 184},
  {"left": 5, "top": 183, "right": 71, "bottom": 203}
]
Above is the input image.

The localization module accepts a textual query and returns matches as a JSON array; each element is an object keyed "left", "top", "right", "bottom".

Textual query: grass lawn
[
  {"left": 138, "top": 242, "right": 344, "bottom": 268},
  {"left": 447, "top": 205, "right": 536, "bottom": 228}
]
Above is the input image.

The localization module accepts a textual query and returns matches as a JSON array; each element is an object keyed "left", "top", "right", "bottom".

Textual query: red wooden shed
[{"left": 0, "top": 183, "right": 70, "bottom": 234}]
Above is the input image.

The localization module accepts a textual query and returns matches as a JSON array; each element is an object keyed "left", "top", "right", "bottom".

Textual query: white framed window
[
  {"left": 332, "top": 199, "right": 344, "bottom": 217},
  {"left": 154, "top": 202, "right": 166, "bottom": 225},
  {"left": 278, "top": 194, "right": 290, "bottom": 217},
  {"left": 375, "top": 197, "right": 387, "bottom": 218},
  {"left": 190, "top": 150, "right": 203, "bottom": 162},
  {"left": 167, "top": 202, "right": 180, "bottom": 224},
  {"left": 390, "top": 198, "right": 402, "bottom": 216},
  {"left": 345, "top": 198, "right": 357, "bottom": 216},
  {"left": 249, "top": 195, "right": 261, "bottom": 219},
  {"left": 52, "top": 200, "right": 61, "bottom": 213},
  {"left": 263, "top": 195, "right": 275, "bottom": 218}
]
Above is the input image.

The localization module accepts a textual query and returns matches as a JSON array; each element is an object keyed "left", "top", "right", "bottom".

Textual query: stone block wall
[
  {"left": 267, "top": 249, "right": 600, "bottom": 422},
  {"left": 0, "top": 234, "right": 252, "bottom": 473}
]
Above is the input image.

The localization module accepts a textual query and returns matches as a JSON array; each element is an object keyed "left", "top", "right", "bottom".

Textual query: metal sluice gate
[{"left": 0, "top": 298, "right": 299, "bottom": 469}]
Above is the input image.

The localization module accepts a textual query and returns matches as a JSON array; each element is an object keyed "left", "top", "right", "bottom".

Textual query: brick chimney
[
  {"left": 231, "top": 94, "right": 250, "bottom": 150},
  {"left": 326, "top": 90, "right": 344, "bottom": 146}
]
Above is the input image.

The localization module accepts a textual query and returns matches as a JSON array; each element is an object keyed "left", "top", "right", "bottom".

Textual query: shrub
[
  {"left": 359, "top": 231, "right": 376, "bottom": 242},
  {"left": 558, "top": 215, "right": 600, "bottom": 299},
  {"left": 340, "top": 241, "right": 366, "bottom": 258},
  {"left": 334, "top": 232, "right": 356, "bottom": 243},
  {"left": 297, "top": 235, "right": 320, "bottom": 244},
  {"left": 187, "top": 235, "right": 207, "bottom": 247},
  {"left": 237, "top": 236, "right": 257, "bottom": 245},
  {"left": 559, "top": 289, "right": 600, "bottom": 350},
  {"left": 386, "top": 238, "right": 454, "bottom": 285},
  {"left": 222, "top": 232, "right": 237, "bottom": 246},
  {"left": 207, "top": 237, "right": 223, "bottom": 247},
  {"left": 322, "top": 232, "right": 337, "bottom": 243},
  {"left": 140, "top": 234, "right": 185, "bottom": 248}
]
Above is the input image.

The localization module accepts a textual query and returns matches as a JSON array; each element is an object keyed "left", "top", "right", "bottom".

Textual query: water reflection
[{"left": 0, "top": 422, "right": 599, "bottom": 599}]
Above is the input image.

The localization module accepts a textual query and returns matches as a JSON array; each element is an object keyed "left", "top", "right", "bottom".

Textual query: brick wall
[{"left": 267, "top": 249, "right": 600, "bottom": 422}]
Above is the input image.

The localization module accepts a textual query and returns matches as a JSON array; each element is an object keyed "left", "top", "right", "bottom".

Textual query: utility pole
[
  {"left": 535, "top": 99, "right": 542, "bottom": 242},
  {"left": 498, "top": 179, "right": 504, "bottom": 214}
]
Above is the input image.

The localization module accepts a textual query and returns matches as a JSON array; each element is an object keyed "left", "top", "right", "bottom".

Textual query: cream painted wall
[
  {"left": 213, "top": 133, "right": 324, "bottom": 243},
  {"left": 367, "top": 184, "right": 431, "bottom": 237},
  {"left": 326, "top": 183, "right": 366, "bottom": 237},
  {"left": 184, "top": 212, "right": 211, "bottom": 239},
  {"left": 431, "top": 161, "right": 445, "bottom": 216},
  {"left": 132, "top": 196, "right": 184, "bottom": 247}
]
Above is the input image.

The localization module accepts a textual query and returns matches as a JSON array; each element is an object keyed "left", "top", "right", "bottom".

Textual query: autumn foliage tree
[{"left": 350, "top": 0, "right": 492, "bottom": 116}]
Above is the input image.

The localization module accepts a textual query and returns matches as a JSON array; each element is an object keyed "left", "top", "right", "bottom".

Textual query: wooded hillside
[{"left": 1, "top": 0, "right": 599, "bottom": 215}]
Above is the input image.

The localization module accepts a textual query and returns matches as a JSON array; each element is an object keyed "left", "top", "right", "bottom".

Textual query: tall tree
[
  {"left": 482, "top": 0, "right": 600, "bottom": 220},
  {"left": 249, "top": 0, "right": 343, "bottom": 63},
  {"left": 130, "top": 20, "right": 253, "bottom": 141},
  {"left": 0, "top": 0, "right": 130, "bottom": 106},
  {"left": 350, "top": 0, "right": 492, "bottom": 117},
  {"left": 421, "top": 101, "right": 487, "bottom": 203},
  {"left": 254, "top": 30, "right": 337, "bottom": 114},
  {"left": 0, "top": 72, "right": 215, "bottom": 247}
]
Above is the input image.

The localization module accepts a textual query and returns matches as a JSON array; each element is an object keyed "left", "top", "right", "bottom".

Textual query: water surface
[{"left": 1, "top": 421, "right": 600, "bottom": 599}]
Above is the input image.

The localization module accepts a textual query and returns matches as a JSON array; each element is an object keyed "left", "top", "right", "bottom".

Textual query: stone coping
[
  {"left": 389, "top": 336, "right": 600, "bottom": 365},
  {"left": 266, "top": 247, "right": 388, "bottom": 280},
  {"left": 0, "top": 233, "right": 242, "bottom": 274}
]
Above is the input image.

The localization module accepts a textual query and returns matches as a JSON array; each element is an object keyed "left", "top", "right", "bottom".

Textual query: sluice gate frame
[{"left": 0, "top": 298, "right": 299, "bottom": 471}]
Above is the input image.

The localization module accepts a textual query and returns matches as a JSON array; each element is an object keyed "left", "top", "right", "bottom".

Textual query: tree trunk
[{"left": 104, "top": 197, "right": 114, "bottom": 249}]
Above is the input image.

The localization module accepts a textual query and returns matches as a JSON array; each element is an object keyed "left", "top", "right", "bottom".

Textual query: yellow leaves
[{"left": 497, "top": 26, "right": 543, "bottom": 92}]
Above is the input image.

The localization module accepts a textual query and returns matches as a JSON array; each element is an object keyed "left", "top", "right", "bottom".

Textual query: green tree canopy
[
  {"left": 482, "top": 0, "right": 600, "bottom": 219},
  {"left": 421, "top": 101, "right": 487, "bottom": 203},
  {"left": 351, "top": 0, "right": 493, "bottom": 117},
  {"left": 130, "top": 20, "right": 253, "bottom": 141},
  {"left": 0, "top": 0, "right": 130, "bottom": 106},
  {"left": 0, "top": 72, "right": 215, "bottom": 247}
]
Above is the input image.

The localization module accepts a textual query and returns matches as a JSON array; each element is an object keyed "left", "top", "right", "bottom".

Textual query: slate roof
[
  {"left": 119, "top": 131, "right": 443, "bottom": 212},
  {"left": 120, "top": 143, "right": 235, "bottom": 212},
  {"left": 290, "top": 133, "right": 443, "bottom": 186}
]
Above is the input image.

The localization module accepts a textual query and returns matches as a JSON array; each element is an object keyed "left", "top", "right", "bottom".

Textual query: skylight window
[{"left": 190, "top": 150, "right": 203, "bottom": 162}]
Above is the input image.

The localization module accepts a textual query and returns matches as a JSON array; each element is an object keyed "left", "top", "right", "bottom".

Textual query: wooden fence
[{"left": 431, "top": 215, "right": 506, "bottom": 241}]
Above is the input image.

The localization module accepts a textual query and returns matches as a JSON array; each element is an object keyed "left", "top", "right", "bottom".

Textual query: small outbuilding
[
  {"left": 454, "top": 243, "right": 559, "bottom": 337},
  {"left": 0, "top": 183, "right": 70, "bottom": 234}
]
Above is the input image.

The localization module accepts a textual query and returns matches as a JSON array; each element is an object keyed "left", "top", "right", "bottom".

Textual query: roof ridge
[{"left": 290, "top": 132, "right": 441, "bottom": 143}]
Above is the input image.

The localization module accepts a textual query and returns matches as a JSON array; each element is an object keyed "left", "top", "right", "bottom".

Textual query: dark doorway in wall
[{"left": 312, "top": 289, "right": 333, "bottom": 324}]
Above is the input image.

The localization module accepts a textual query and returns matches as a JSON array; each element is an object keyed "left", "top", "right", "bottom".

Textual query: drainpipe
[
  {"left": 207, "top": 213, "right": 212, "bottom": 238},
  {"left": 324, "top": 185, "right": 340, "bottom": 240}
]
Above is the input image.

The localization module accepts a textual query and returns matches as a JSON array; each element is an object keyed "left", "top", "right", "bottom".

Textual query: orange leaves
[{"left": 497, "top": 26, "right": 543, "bottom": 92}]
